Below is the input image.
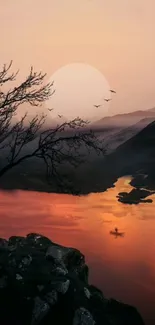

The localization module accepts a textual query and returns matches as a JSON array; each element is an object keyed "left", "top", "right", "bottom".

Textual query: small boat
[{"left": 110, "top": 228, "right": 124, "bottom": 237}]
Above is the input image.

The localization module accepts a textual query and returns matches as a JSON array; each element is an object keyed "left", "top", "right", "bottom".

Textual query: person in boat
[{"left": 110, "top": 227, "right": 124, "bottom": 237}]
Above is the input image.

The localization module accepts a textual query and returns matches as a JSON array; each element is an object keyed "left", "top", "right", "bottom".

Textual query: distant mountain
[
  {"left": 93, "top": 107, "right": 155, "bottom": 128},
  {"left": 114, "top": 119, "right": 155, "bottom": 155},
  {"left": 103, "top": 117, "right": 155, "bottom": 152},
  {"left": 92, "top": 107, "right": 155, "bottom": 153},
  {"left": 104, "top": 120, "right": 155, "bottom": 177}
]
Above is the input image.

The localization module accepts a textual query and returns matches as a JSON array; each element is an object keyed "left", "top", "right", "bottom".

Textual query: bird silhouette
[
  {"left": 58, "top": 114, "right": 62, "bottom": 118},
  {"left": 48, "top": 108, "right": 53, "bottom": 111},
  {"left": 104, "top": 98, "right": 112, "bottom": 102},
  {"left": 110, "top": 89, "right": 116, "bottom": 94},
  {"left": 94, "top": 104, "right": 102, "bottom": 108}
]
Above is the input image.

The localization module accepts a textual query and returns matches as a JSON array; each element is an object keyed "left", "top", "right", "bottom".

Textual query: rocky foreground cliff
[{"left": 0, "top": 233, "right": 145, "bottom": 325}]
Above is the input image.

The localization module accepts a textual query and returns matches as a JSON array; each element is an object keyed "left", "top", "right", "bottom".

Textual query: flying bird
[
  {"left": 58, "top": 114, "right": 63, "bottom": 118},
  {"left": 104, "top": 98, "right": 112, "bottom": 102},
  {"left": 48, "top": 108, "right": 53, "bottom": 111},
  {"left": 94, "top": 104, "right": 102, "bottom": 108},
  {"left": 110, "top": 89, "right": 116, "bottom": 94}
]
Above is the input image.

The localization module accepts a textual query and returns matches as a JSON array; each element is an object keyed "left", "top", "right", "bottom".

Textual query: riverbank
[{"left": 0, "top": 233, "right": 145, "bottom": 325}]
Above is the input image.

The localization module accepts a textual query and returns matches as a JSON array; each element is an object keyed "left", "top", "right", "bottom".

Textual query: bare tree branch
[
  {"left": 0, "top": 62, "right": 106, "bottom": 193},
  {"left": 0, "top": 61, "right": 18, "bottom": 86},
  {"left": 0, "top": 62, "right": 54, "bottom": 113}
]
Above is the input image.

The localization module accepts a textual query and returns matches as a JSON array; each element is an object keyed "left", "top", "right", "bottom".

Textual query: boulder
[{"left": 0, "top": 233, "right": 145, "bottom": 325}]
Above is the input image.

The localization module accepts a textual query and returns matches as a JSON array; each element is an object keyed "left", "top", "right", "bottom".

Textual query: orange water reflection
[{"left": 0, "top": 177, "right": 155, "bottom": 324}]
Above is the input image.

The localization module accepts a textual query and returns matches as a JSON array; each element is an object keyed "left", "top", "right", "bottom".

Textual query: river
[{"left": 0, "top": 176, "right": 155, "bottom": 325}]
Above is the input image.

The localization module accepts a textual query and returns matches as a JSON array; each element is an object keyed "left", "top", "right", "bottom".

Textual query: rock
[
  {"left": 37, "top": 285, "right": 44, "bottom": 292},
  {"left": 63, "top": 249, "right": 89, "bottom": 283},
  {"left": 84, "top": 287, "right": 91, "bottom": 299},
  {"left": 0, "top": 238, "right": 8, "bottom": 249},
  {"left": 0, "top": 275, "right": 7, "bottom": 288},
  {"left": 54, "top": 266, "right": 68, "bottom": 276},
  {"left": 73, "top": 307, "right": 95, "bottom": 325},
  {"left": 44, "top": 290, "right": 58, "bottom": 306},
  {"left": 26, "top": 233, "right": 53, "bottom": 251},
  {"left": 0, "top": 233, "right": 145, "bottom": 325},
  {"left": 46, "top": 245, "right": 68, "bottom": 275},
  {"left": 21, "top": 255, "right": 32, "bottom": 266},
  {"left": 106, "top": 299, "right": 145, "bottom": 325},
  {"left": 47, "top": 278, "right": 70, "bottom": 295},
  {"left": 31, "top": 296, "right": 50, "bottom": 325},
  {"left": 16, "top": 273, "right": 23, "bottom": 280},
  {"left": 117, "top": 188, "right": 154, "bottom": 205},
  {"left": 56, "top": 279, "right": 70, "bottom": 294},
  {"left": 63, "top": 249, "right": 85, "bottom": 270},
  {"left": 88, "top": 285, "right": 106, "bottom": 307},
  {"left": 9, "top": 236, "right": 25, "bottom": 246},
  {"left": 46, "top": 245, "right": 63, "bottom": 260}
]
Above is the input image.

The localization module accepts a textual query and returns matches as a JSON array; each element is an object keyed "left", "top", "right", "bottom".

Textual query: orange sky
[{"left": 1, "top": 0, "right": 155, "bottom": 115}]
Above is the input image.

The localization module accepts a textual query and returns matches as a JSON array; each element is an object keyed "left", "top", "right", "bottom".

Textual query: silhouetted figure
[
  {"left": 110, "top": 89, "right": 116, "bottom": 93},
  {"left": 48, "top": 108, "right": 53, "bottom": 111},
  {"left": 110, "top": 228, "right": 124, "bottom": 237},
  {"left": 58, "top": 114, "right": 62, "bottom": 118}
]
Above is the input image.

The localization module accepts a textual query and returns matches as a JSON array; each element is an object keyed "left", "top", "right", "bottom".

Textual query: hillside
[
  {"left": 104, "top": 120, "right": 155, "bottom": 177},
  {"left": 100, "top": 117, "right": 155, "bottom": 152},
  {"left": 91, "top": 107, "right": 155, "bottom": 152}
]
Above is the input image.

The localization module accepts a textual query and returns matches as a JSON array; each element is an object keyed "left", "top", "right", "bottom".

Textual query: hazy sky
[{"left": 1, "top": 0, "right": 155, "bottom": 116}]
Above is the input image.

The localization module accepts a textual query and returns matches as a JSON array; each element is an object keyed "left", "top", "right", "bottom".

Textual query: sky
[{"left": 1, "top": 0, "right": 155, "bottom": 116}]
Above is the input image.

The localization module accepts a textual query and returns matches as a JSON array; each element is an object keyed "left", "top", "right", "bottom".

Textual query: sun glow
[{"left": 46, "top": 63, "right": 111, "bottom": 123}]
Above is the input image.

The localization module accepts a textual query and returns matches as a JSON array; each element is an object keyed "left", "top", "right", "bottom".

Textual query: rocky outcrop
[
  {"left": 0, "top": 233, "right": 145, "bottom": 325},
  {"left": 117, "top": 188, "right": 154, "bottom": 204}
]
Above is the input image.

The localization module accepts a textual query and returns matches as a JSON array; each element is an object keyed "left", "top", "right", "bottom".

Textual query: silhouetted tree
[{"left": 0, "top": 61, "right": 105, "bottom": 192}]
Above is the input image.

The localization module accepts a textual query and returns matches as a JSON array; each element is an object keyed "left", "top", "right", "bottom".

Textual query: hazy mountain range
[
  {"left": 0, "top": 106, "right": 155, "bottom": 195},
  {"left": 94, "top": 107, "right": 155, "bottom": 127},
  {"left": 91, "top": 106, "right": 155, "bottom": 152},
  {"left": 103, "top": 118, "right": 155, "bottom": 175}
]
